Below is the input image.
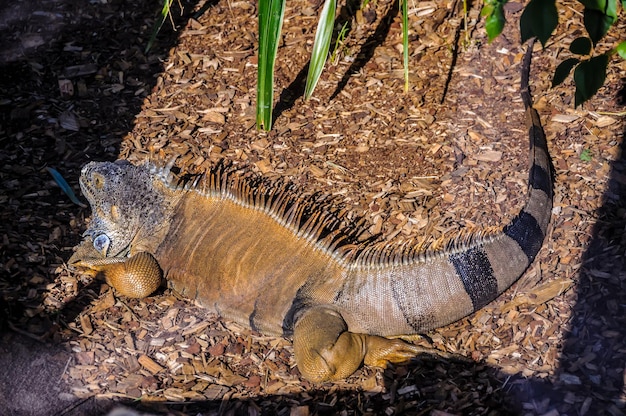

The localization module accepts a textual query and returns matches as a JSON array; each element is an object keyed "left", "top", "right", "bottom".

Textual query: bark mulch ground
[{"left": 1, "top": 0, "right": 625, "bottom": 415}]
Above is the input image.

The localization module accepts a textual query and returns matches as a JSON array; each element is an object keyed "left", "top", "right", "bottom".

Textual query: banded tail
[{"left": 332, "top": 45, "right": 553, "bottom": 336}]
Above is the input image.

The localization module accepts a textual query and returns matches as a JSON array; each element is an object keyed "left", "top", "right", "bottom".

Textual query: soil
[{"left": 1, "top": 0, "right": 625, "bottom": 415}]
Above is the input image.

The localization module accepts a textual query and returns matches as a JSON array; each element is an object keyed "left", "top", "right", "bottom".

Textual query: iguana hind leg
[
  {"left": 293, "top": 307, "right": 431, "bottom": 382},
  {"left": 73, "top": 252, "right": 162, "bottom": 298}
]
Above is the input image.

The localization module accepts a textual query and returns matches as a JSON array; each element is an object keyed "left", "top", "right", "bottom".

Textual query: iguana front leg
[
  {"left": 293, "top": 307, "right": 432, "bottom": 382},
  {"left": 73, "top": 252, "right": 162, "bottom": 298}
]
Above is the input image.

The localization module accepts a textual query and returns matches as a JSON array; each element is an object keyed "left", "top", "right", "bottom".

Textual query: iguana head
[{"left": 79, "top": 160, "right": 174, "bottom": 258}]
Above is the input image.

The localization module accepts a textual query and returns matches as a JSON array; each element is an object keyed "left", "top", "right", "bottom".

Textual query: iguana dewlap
[{"left": 70, "top": 50, "right": 552, "bottom": 382}]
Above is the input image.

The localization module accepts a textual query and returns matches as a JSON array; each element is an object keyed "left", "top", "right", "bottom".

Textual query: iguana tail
[{"left": 333, "top": 43, "right": 553, "bottom": 335}]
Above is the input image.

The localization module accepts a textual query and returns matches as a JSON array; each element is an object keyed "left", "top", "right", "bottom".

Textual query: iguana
[{"left": 69, "top": 46, "right": 552, "bottom": 382}]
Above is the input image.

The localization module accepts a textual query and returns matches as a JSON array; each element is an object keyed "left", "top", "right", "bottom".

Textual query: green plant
[
  {"left": 256, "top": 0, "right": 414, "bottom": 130},
  {"left": 307, "top": 0, "right": 410, "bottom": 95},
  {"left": 461, "top": 0, "right": 470, "bottom": 47},
  {"left": 146, "top": 0, "right": 176, "bottom": 53},
  {"left": 257, "top": 0, "right": 286, "bottom": 131},
  {"left": 400, "top": 0, "right": 409, "bottom": 92},
  {"left": 330, "top": 22, "right": 350, "bottom": 64},
  {"left": 482, "top": 0, "right": 626, "bottom": 107},
  {"left": 305, "top": 0, "right": 337, "bottom": 99},
  {"left": 580, "top": 148, "right": 593, "bottom": 162}
]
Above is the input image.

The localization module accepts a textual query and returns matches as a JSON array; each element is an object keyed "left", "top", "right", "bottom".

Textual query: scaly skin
[
  {"left": 74, "top": 252, "right": 162, "bottom": 298},
  {"left": 70, "top": 46, "right": 551, "bottom": 382},
  {"left": 75, "top": 243, "right": 447, "bottom": 381}
]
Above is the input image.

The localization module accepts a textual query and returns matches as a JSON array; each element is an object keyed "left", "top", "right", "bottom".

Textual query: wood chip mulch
[{"left": 2, "top": 0, "right": 626, "bottom": 414}]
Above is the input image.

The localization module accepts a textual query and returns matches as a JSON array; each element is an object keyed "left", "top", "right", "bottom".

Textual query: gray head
[{"left": 79, "top": 160, "right": 171, "bottom": 258}]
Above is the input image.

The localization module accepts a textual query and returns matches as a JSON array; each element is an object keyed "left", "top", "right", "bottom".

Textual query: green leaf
[
  {"left": 519, "top": 6, "right": 533, "bottom": 43},
  {"left": 146, "top": 0, "right": 175, "bottom": 53},
  {"left": 569, "top": 37, "right": 592, "bottom": 55},
  {"left": 480, "top": 4, "right": 494, "bottom": 17},
  {"left": 583, "top": 8, "right": 617, "bottom": 45},
  {"left": 617, "top": 41, "right": 626, "bottom": 59},
  {"left": 578, "top": 0, "right": 606, "bottom": 10},
  {"left": 330, "top": 22, "right": 349, "bottom": 64},
  {"left": 579, "top": 0, "right": 617, "bottom": 18},
  {"left": 580, "top": 148, "right": 593, "bottom": 162},
  {"left": 305, "top": 0, "right": 336, "bottom": 99},
  {"left": 520, "top": 0, "right": 558, "bottom": 46},
  {"left": 573, "top": 54, "right": 609, "bottom": 106},
  {"left": 485, "top": 5, "right": 505, "bottom": 42},
  {"left": 401, "top": 0, "right": 409, "bottom": 92},
  {"left": 606, "top": 0, "right": 617, "bottom": 17},
  {"left": 552, "top": 57, "right": 580, "bottom": 87},
  {"left": 257, "top": 0, "right": 286, "bottom": 130}
]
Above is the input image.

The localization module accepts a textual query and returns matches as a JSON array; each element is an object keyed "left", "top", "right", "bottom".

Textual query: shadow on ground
[
  {"left": 508, "top": 118, "right": 626, "bottom": 413},
  {"left": 1, "top": 0, "right": 625, "bottom": 414},
  {"left": 0, "top": 0, "right": 203, "bottom": 414}
]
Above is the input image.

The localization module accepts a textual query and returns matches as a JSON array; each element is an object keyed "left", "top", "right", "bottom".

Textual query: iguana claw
[{"left": 363, "top": 337, "right": 448, "bottom": 368}]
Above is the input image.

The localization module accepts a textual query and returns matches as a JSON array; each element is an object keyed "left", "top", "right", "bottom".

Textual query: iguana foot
[
  {"left": 73, "top": 252, "right": 162, "bottom": 298},
  {"left": 293, "top": 307, "right": 364, "bottom": 382},
  {"left": 293, "top": 307, "right": 431, "bottom": 382},
  {"left": 363, "top": 336, "right": 432, "bottom": 368}
]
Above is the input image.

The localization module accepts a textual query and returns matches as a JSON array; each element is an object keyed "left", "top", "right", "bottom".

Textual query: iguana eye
[
  {"left": 93, "top": 234, "right": 111, "bottom": 256},
  {"left": 93, "top": 173, "right": 105, "bottom": 190}
]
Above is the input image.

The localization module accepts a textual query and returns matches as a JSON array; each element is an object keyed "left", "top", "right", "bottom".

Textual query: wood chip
[
  {"left": 551, "top": 114, "right": 580, "bottom": 123},
  {"left": 474, "top": 150, "right": 503, "bottom": 162},
  {"left": 594, "top": 115, "right": 617, "bottom": 127},
  {"left": 138, "top": 355, "right": 165, "bottom": 374}
]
